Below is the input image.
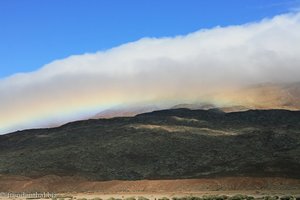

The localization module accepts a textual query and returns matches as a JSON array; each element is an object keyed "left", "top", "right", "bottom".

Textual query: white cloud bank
[{"left": 1, "top": 12, "right": 300, "bottom": 134}]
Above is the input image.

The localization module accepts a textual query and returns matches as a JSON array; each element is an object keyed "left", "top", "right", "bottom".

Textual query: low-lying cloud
[{"left": 1, "top": 12, "right": 300, "bottom": 134}]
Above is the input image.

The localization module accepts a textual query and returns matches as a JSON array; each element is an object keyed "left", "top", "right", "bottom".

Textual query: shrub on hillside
[
  {"left": 125, "top": 197, "right": 136, "bottom": 200},
  {"left": 263, "top": 196, "right": 279, "bottom": 200},
  {"left": 138, "top": 197, "right": 149, "bottom": 200},
  {"left": 107, "top": 198, "right": 122, "bottom": 200},
  {"left": 158, "top": 197, "right": 169, "bottom": 200},
  {"left": 202, "top": 195, "right": 229, "bottom": 200},
  {"left": 280, "top": 196, "right": 294, "bottom": 200},
  {"left": 229, "top": 195, "right": 254, "bottom": 200}
]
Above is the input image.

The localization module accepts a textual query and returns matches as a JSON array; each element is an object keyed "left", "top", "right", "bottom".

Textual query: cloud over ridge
[{"left": 1, "top": 12, "right": 300, "bottom": 134}]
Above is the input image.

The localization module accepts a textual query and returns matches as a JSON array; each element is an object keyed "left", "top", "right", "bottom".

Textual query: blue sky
[{"left": 0, "top": 0, "right": 299, "bottom": 78}]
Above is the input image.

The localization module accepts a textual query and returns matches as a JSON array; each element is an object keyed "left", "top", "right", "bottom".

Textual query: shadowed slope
[{"left": 0, "top": 109, "right": 300, "bottom": 181}]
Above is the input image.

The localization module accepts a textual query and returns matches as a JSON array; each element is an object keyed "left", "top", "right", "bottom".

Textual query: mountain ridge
[{"left": 0, "top": 108, "right": 300, "bottom": 182}]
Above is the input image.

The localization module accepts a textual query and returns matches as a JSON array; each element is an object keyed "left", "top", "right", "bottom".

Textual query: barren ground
[{"left": 0, "top": 175, "right": 300, "bottom": 199}]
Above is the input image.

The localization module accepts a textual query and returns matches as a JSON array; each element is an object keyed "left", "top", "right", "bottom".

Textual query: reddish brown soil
[{"left": 0, "top": 175, "right": 300, "bottom": 193}]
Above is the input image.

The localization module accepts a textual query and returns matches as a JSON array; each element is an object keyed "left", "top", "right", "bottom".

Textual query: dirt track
[{"left": 1, "top": 175, "right": 300, "bottom": 193}]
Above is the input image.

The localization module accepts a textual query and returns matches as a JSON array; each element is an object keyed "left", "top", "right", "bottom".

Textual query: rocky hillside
[{"left": 0, "top": 109, "right": 300, "bottom": 181}]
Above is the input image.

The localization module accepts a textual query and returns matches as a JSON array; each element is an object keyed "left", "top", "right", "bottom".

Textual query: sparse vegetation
[
  {"left": 26, "top": 198, "right": 41, "bottom": 200},
  {"left": 202, "top": 195, "right": 230, "bottom": 200},
  {"left": 54, "top": 195, "right": 73, "bottom": 200},
  {"left": 280, "top": 196, "right": 294, "bottom": 200},
  {"left": 171, "top": 195, "right": 295, "bottom": 200},
  {"left": 47, "top": 195, "right": 297, "bottom": 200},
  {"left": 1, "top": 109, "right": 300, "bottom": 182},
  {"left": 124, "top": 197, "right": 136, "bottom": 200},
  {"left": 158, "top": 197, "right": 169, "bottom": 200},
  {"left": 107, "top": 198, "right": 122, "bottom": 200},
  {"left": 263, "top": 196, "right": 279, "bottom": 200},
  {"left": 228, "top": 194, "right": 252, "bottom": 200},
  {"left": 185, "top": 197, "right": 203, "bottom": 200},
  {"left": 138, "top": 196, "right": 149, "bottom": 200}
]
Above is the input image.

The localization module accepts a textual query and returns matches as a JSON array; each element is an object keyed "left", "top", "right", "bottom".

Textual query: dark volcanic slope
[{"left": 0, "top": 109, "right": 300, "bottom": 180}]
